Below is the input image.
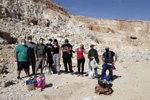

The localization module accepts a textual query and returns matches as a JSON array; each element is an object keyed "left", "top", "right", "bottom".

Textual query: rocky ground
[
  {"left": 0, "top": 0, "right": 150, "bottom": 100},
  {"left": 0, "top": 44, "right": 150, "bottom": 100}
]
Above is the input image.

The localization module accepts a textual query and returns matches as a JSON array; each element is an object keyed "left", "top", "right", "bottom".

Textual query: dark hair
[
  {"left": 65, "top": 39, "right": 69, "bottom": 43},
  {"left": 27, "top": 36, "right": 32, "bottom": 40},
  {"left": 54, "top": 39, "right": 58, "bottom": 45},
  {"left": 81, "top": 44, "right": 85, "bottom": 50},
  {"left": 40, "top": 38, "right": 44, "bottom": 40},
  {"left": 90, "top": 45, "right": 94, "bottom": 47},
  {"left": 49, "top": 39, "right": 52, "bottom": 42}
]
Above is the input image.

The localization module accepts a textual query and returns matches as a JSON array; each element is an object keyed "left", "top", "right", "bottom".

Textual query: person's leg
[
  {"left": 101, "top": 64, "right": 107, "bottom": 80},
  {"left": 24, "top": 62, "right": 29, "bottom": 76},
  {"left": 31, "top": 56, "right": 35, "bottom": 75},
  {"left": 25, "top": 69, "right": 29, "bottom": 76},
  {"left": 41, "top": 58, "right": 45, "bottom": 74},
  {"left": 68, "top": 58, "right": 73, "bottom": 72},
  {"left": 53, "top": 54, "right": 57, "bottom": 72},
  {"left": 48, "top": 61, "right": 52, "bottom": 73},
  {"left": 94, "top": 68, "right": 98, "bottom": 77},
  {"left": 63, "top": 58, "right": 68, "bottom": 73},
  {"left": 35, "top": 58, "right": 41, "bottom": 75},
  {"left": 56, "top": 54, "right": 60, "bottom": 73},
  {"left": 17, "top": 62, "right": 22, "bottom": 78},
  {"left": 77, "top": 59, "right": 81, "bottom": 74},
  {"left": 89, "top": 60, "right": 92, "bottom": 71},
  {"left": 108, "top": 65, "right": 113, "bottom": 81},
  {"left": 17, "top": 71, "right": 21, "bottom": 78},
  {"left": 81, "top": 58, "right": 85, "bottom": 75}
]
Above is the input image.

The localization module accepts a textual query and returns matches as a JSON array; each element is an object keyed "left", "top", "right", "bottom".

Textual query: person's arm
[
  {"left": 34, "top": 45, "right": 38, "bottom": 61},
  {"left": 101, "top": 55, "right": 105, "bottom": 64},
  {"left": 58, "top": 45, "right": 61, "bottom": 59},
  {"left": 45, "top": 46, "right": 48, "bottom": 61},
  {"left": 95, "top": 50, "right": 98, "bottom": 58},
  {"left": 83, "top": 50, "right": 88, "bottom": 54},
  {"left": 112, "top": 52, "right": 117, "bottom": 66},
  {"left": 72, "top": 50, "right": 75, "bottom": 53},
  {"left": 62, "top": 47, "right": 66, "bottom": 52},
  {"left": 51, "top": 46, "right": 54, "bottom": 55},
  {"left": 74, "top": 49, "right": 77, "bottom": 53},
  {"left": 28, "top": 49, "right": 30, "bottom": 63},
  {"left": 68, "top": 45, "right": 72, "bottom": 53},
  {"left": 14, "top": 46, "right": 19, "bottom": 62},
  {"left": 45, "top": 53, "right": 48, "bottom": 61},
  {"left": 15, "top": 52, "right": 18, "bottom": 62},
  {"left": 114, "top": 54, "right": 117, "bottom": 63}
]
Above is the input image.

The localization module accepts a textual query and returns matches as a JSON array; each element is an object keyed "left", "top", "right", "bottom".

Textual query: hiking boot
[{"left": 77, "top": 73, "right": 80, "bottom": 76}]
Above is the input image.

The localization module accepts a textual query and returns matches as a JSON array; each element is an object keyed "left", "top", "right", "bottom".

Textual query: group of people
[{"left": 15, "top": 36, "right": 117, "bottom": 81}]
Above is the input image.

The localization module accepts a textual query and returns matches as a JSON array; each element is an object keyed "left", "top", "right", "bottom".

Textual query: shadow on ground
[{"left": 45, "top": 83, "right": 53, "bottom": 88}]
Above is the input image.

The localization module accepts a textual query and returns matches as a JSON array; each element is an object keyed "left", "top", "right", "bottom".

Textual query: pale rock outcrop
[{"left": 0, "top": 0, "right": 150, "bottom": 53}]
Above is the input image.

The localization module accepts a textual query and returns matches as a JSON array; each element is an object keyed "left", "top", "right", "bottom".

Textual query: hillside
[
  {"left": 0, "top": 0, "right": 150, "bottom": 100},
  {"left": 0, "top": 0, "right": 150, "bottom": 52}
]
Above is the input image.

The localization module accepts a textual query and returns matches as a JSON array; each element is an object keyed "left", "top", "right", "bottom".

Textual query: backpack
[
  {"left": 103, "top": 51, "right": 114, "bottom": 63},
  {"left": 37, "top": 76, "right": 45, "bottom": 89}
]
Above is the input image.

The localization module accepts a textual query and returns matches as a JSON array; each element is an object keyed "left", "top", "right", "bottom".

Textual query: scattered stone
[
  {"left": 1, "top": 81, "right": 12, "bottom": 88},
  {"left": 0, "top": 63, "right": 8, "bottom": 74},
  {"left": 123, "top": 66, "right": 128, "bottom": 68}
]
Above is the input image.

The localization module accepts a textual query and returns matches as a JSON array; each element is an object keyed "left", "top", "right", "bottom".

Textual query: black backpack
[{"left": 104, "top": 51, "right": 114, "bottom": 63}]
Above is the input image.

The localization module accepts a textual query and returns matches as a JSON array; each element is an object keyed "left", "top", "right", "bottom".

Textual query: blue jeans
[{"left": 101, "top": 64, "right": 113, "bottom": 81}]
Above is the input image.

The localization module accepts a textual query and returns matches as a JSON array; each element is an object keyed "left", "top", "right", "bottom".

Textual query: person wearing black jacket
[
  {"left": 61, "top": 39, "right": 73, "bottom": 73},
  {"left": 101, "top": 47, "right": 117, "bottom": 81},
  {"left": 46, "top": 39, "right": 53, "bottom": 72}
]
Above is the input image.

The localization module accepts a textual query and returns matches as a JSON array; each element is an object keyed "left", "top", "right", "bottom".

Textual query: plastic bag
[
  {"left": 37, "top": 75, "right": 45, "bottom": 89},
  {"left": 49, "top": 67, "right": 53, "bottom": 74},
  {"left": 91, "top": 59, "right": 98, "bottom": 69},
  {"left": 45, "top": 66, "right": 50, "bottom": 75},
  {"left": 88, "top": 70, "right": 95, "bottom": 79}
]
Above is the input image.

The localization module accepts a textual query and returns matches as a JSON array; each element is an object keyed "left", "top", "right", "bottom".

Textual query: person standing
[
  {"left": 34, "top": 38, "right": 47, "bottom": 75},
  {"left": 101, "top": 47, "right": 117, "bottom": 81},
  {"left": 52, "top": 39, "right": 61, "bottom": 75},
  {"left": 88, "top": 45, "right": 99, "bottom": 78},
  {"left": 26, "top": 36, "right": 36, "bottom": 75},
  {"left": 46, "top": 39, "right": 53, "bottom": 72},
  {"left": 61, "top": 39, "right": 73, "bottom": 73},
  {"left": 15, "top": 39, "right": 29, "bottom": 79},
  {"left": 75, "top": 44, "right": 87, "bottom": 77}
]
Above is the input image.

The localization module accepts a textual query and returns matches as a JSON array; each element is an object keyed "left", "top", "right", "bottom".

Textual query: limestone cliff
[{"left": 0, "top": 0, "right": 150, "bottom": 52}]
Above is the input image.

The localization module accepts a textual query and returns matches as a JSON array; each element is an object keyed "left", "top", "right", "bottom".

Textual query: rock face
[
  {"left": 72, "top": 15, "right": 150, "bottom": 51},
  {"left": 73, "top": 15, "right": 150, "bottom": 34},
  {"left": 0, "top": 0, "right": 150, "bottom": 52}
]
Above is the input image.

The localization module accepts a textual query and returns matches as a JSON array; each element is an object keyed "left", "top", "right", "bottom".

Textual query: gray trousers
[
  {"left": 89, "top": 60, "right": 98, "bottom": 76},
  {"left": 53, "top": 54, "right": 60, "bottom": 72}
]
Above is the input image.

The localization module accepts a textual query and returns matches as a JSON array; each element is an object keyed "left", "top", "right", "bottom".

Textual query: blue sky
[{"left": 51, "top": 0, "right": 150, "bottom": 21}]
